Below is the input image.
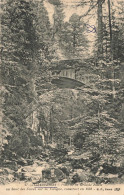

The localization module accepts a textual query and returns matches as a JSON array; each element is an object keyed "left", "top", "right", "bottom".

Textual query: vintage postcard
[{"left": 0, "top": 0, "right": 124, "bottom": 194}]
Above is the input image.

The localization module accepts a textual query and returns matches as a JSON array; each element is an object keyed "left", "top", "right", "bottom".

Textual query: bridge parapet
[{"left": 51, "top": 68, "right": 76, "bottom": 80}]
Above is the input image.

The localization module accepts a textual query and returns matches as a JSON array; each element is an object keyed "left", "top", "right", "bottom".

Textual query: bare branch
[{"left": 79, "top": 2, "right": 98, "bottom": 20}]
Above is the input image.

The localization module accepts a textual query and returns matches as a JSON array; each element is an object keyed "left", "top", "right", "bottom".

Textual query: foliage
[
  {"left": 1, "top": 0, "right": 123, "bottom": 183},
  {"left": 73, "top": 132, "right": 86, "bottom": 149},
  {"left": 59, "top": 14, "right": 88, "bottom": 58},
  {"left": 1, "top": 0, "right": 44, "bottom": 158}
]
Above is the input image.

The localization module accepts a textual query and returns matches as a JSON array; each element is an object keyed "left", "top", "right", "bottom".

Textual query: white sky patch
[
  {"left": 44, "top": 1, "right": 55, "bottom": 25},
  {"left": 44, "top": 0, "right": 97, "bottom": 55},
  {"left": 44, "top": 0, "right": 97, "bottom": 25}
]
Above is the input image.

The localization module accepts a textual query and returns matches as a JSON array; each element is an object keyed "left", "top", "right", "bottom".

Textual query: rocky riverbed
[{"left": 0, "top": 148, "right": 124, "bottom": 185}]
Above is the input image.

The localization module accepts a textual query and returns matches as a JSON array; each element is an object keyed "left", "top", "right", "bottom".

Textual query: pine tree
[
  {"left": 52, "top": 1, "right": 65, "bottom": 39},
  {"left": 59, "top": 14, "right": 88, "bottom": 59}
]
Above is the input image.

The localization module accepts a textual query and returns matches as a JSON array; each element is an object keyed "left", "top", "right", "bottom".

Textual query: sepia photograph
[{"left": 0, "top": 0, "right": 124, "bottom": 192}]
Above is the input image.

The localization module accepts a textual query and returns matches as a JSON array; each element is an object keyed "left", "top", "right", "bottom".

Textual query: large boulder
[
  {"left": 0, "top": 176, "right": 5, "bottom": 184},
  {"left": 0, "top": 168, "right": 15, "bottom": 184},
  {"left": 7, "top": 174, "right": 15, "bottom": 182},
  {"left": 3, "top": 168, "right": 14, "bottom": 175},
  {"left": 17, "top": 158, "right": 28, "bottom": 166},
  {"left": 16, "top": 165, "right": 37, "bottom": 181},
  {"left": 68, "top": 153, "right": 90, "bottom": 169},
  {"left": 59, "top": 166, "right": 70, "bottom": 176},
  {"left": 31, "top": 176, "right": 41, "bottom": 184},
  {"left": 57, "top": 161, "right": 72, "bottom": 171},
  {"left": 0, "top": 169, "right": 4, "bottom": 176},
  {"left": 70, "top": 169, "right": 93, "bottom": 183},
  {"left": 0, "top": 174, "right": 15, "bottom": 184},
  {"left": 42, "top": 169, "right": 51, "bottom": 180},
  {"left": 42, "top": 168, "right": 65, "bottom": 182},
  {"left": 71, "top": 173, "right": 81, "bottom": 183},
  {"left": 96, "top": 163, "right": 124, "bottom": 176},
  {"left": 34, "top": 160, "right": 43, "bottom": 166},
  {"left": 20, "top": 172, "right": 32, "bottom": 181},
  {"left": 3, "top": 160, "right": 18, "bottom": 171},
  {"left": 26, "top": 159, "right": 34, "bottom": 165},
  {"left": 54, "top": 168, "right": 65, "bottom": 181},
  {"left": 71, "top": 159, "right": 84, "bottom": 169},
  {"left": 17, "top": 165, "right": 35, "bottom": 173}
]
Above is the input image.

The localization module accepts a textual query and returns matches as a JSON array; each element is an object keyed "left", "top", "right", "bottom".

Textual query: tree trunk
[
  {"left": 69, "top": 137, "right": 72, "bottom": 147},
  {"left": 73, "top": 27, "right": 76, "bottom": 48},
  {"left": 97, "top": 0, "right": 104, "bottom": 59},
  {"left": 108, "top": 0, "right": 115, "bottom": 99},
  {"left": 120, "top": 62, "right": 124, "bottom": 128},
  {"left": 50, "top": 105, "right": 54, "bottom": 144},
  {"left": 98, "top": 103, "right": 100, "bottom": 130}
]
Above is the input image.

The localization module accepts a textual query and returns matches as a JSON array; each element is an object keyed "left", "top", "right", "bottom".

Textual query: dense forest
[{"left": 0, "top": 0, "right": 124, "bottom": 185}]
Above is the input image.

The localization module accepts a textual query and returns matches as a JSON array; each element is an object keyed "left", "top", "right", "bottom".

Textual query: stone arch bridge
[
  {"left": 50, "top": 58, "right": 94, "bottom": 88},
  {"left": 25, "top": 58, "right": 95, "bottom": 145}
]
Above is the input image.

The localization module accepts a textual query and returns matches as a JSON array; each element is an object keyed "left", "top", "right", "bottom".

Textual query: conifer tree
[{"left": 1, "top": 0, "right": 38, "bottom": 157}]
